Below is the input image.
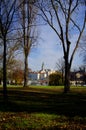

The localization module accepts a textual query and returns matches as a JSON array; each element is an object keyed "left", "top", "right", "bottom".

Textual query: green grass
[{"left": 0, "top": 86, "right": 86, "bottom": 129}]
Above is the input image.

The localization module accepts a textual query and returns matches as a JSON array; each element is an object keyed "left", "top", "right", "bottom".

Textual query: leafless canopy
[{"left": 36, "top": 0, "right": 86, "bottom": 92}]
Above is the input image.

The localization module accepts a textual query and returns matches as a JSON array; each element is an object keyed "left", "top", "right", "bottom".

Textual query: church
[{"left": 28, "top": 63, "right": 55, "bottom": 85}]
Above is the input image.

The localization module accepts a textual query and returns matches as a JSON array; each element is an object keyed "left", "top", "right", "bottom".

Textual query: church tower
[{"left": 41, "top": 62, "right": 44, "bottom": 71}]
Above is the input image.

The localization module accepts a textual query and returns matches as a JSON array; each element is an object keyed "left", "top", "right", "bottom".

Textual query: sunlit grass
[{"left": 0, "top": 84, "right": 86, "bottom": 95}]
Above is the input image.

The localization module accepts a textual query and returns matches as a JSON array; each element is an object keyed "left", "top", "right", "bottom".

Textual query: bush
[{"left": 49, "top": 72, "right": 64, "bottom": 86}]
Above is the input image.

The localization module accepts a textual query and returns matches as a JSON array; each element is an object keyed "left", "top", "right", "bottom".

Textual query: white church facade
[{"left": 28, "top": 63, "right": 55, "bottom": 85}]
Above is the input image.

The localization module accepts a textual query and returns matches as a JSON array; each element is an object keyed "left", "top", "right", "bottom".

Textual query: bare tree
[
  {"left": 36, "top": 0, "right": 86, "bottom": 93},
  {"left": 7, "top": 59, "right": 24, "bottom": 85},
  {"left": 56, "top": 57, "right": 65, "bottom": 84},
  {"left": 0, "top": 0, "right": 17, "bottom": 100},
  {"left": 17, "top": 0, "right": 38, "bottom": 87}
]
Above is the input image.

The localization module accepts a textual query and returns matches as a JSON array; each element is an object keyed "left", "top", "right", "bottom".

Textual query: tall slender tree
[
  {"left": 0, "top": 0, "right": 17, "bottom": 100},
  {"left": 17, "top": 0, "right": 38, "bottom": 87},
  {"left": 37, "top": 0, "right": 86, "bottom": 93}
]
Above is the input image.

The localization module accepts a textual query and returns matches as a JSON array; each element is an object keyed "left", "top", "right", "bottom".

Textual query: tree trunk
[
  {"left": 64, "top": 58, "right": 70, "bottom": 93},
  {"left": 3, "top": 37, "right": 8, "bottom": 101},
  {"left": 23, "top": 54, "right": 28, "bottom": 87},
  {"left": 62, "top": 69, "right": 64, "bottom": 85}
]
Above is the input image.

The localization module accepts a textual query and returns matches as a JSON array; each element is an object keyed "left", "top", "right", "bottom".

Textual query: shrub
[{"left": 49, "top": 72, "right": 64, "bottom": 86}]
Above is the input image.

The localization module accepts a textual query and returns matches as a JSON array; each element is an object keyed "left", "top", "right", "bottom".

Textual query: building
[
  {"left": 70, "top": 70, "right": 86, "bottom": 86},
  {"left": 28, "top": 63, "right": 56, "bottom": 85}
]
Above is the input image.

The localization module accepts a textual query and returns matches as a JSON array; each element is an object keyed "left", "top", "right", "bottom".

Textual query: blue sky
[
  {"left": 28, "top": 25, "right": 83, "bottom": 71},
  {"left": 28, "top": 2, "right": 86, "bottom": 71}
]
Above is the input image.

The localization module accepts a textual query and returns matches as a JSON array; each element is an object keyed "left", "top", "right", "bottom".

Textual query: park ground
[{"left": 0, "top": 85, "right": 86, "bottom": 129}]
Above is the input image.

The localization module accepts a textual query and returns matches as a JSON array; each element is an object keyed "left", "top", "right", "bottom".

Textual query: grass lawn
[{"left": 0, "top": 85, "right": 86, "bottom": 129}]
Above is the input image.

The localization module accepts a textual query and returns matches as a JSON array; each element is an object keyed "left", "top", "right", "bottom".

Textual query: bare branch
[
  {"left": 70, "top": 11, "right": 86, "bottom": 66},
  {"left": 70, "top": 18, "right": 81, "bottom": 32}
]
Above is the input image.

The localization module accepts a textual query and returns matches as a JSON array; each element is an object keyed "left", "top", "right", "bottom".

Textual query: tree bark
[
  {"left": 23, "top": 53, "right": 28, "bottom": 87},
  {"left": 62, "top": 69, "right": 64, "bottom": 85},
  {"left": 3, "top": 37, "right": 8, "bottom": 101},
  {"left": 64, "top": 57, "right": 70, "bottom": 93}
]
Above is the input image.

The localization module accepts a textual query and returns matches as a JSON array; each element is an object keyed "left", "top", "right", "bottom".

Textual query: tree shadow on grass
[{"left": 0, "top": 89, "right": 86, "bottom": 117}]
